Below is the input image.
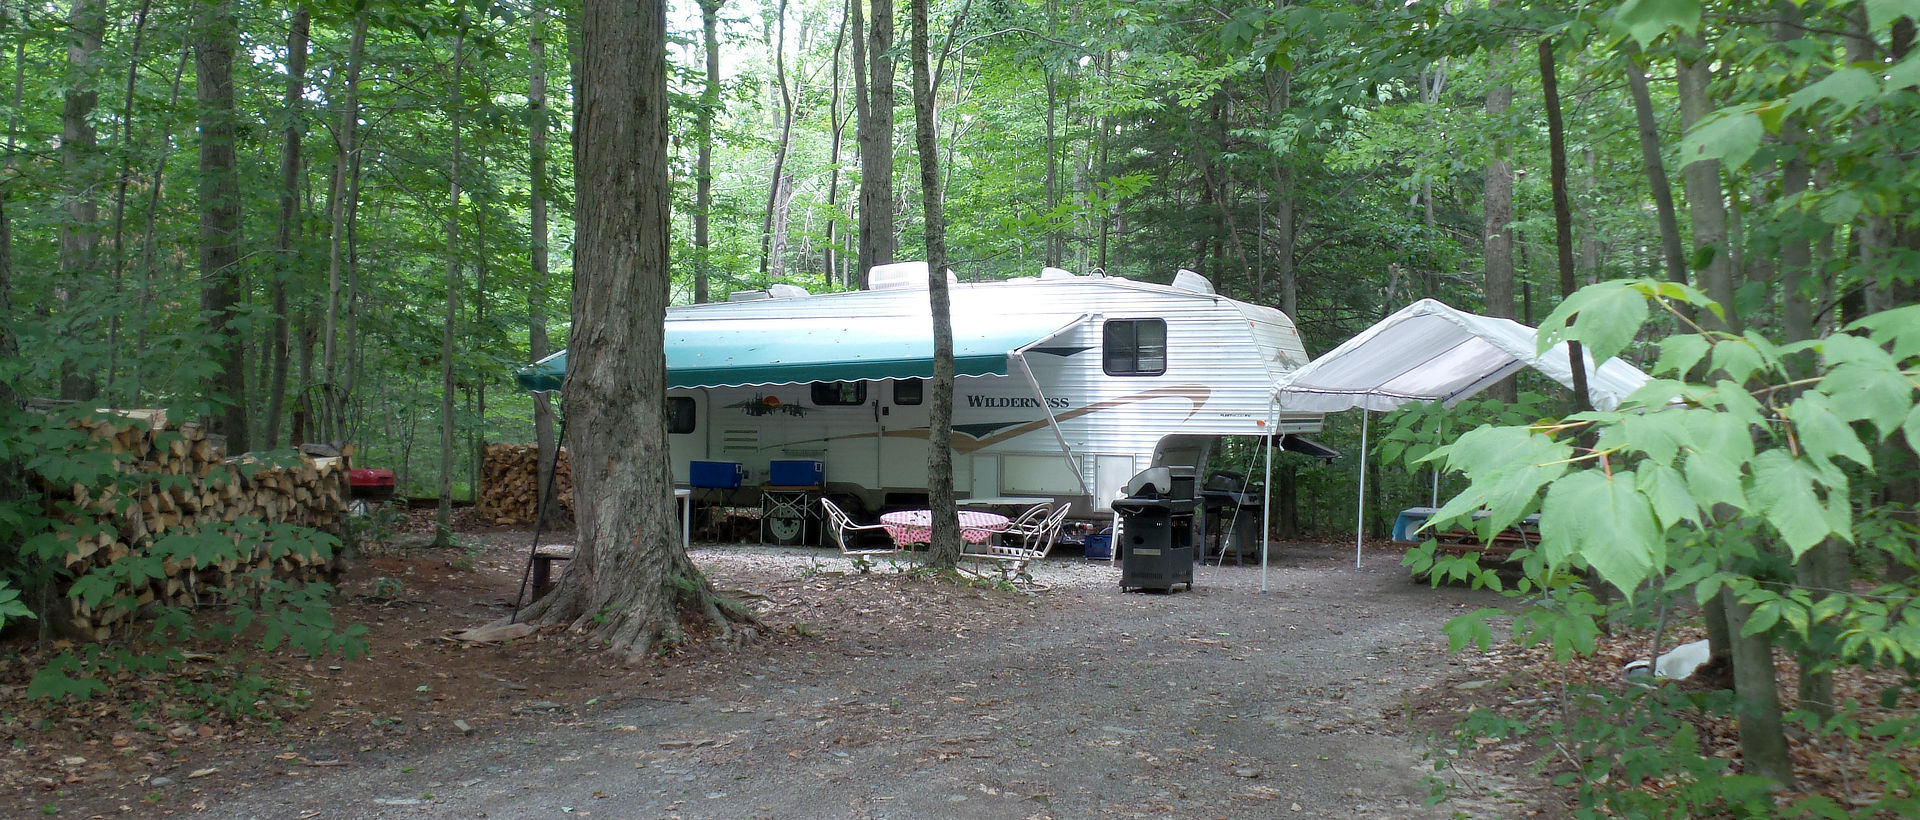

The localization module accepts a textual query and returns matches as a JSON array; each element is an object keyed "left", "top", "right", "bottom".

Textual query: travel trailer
[{"left": 518, "top": 263, "right": 1326, "bottom": 543}]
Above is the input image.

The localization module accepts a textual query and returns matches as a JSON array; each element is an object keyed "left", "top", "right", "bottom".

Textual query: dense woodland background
[{"left": 1, "top": 0, "right": 1913, "bottom": 520}]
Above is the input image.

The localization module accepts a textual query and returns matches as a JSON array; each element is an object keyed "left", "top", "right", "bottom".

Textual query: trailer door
[{"left": 877, "top": 378, "right": 931, "bottom": 495}]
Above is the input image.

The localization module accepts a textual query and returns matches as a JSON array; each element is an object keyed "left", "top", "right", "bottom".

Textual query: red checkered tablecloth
[{"left": 879, "top": 509, "right": 1009, "bottom": 545}]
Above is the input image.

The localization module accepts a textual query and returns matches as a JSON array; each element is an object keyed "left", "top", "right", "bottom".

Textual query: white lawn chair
[{"left": 820, "top": 497, "right": 900, "bottom": 556}]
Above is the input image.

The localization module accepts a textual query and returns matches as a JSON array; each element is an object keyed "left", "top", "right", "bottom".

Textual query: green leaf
[
  {"left": 1614, "top": 0, "right": 1702, "bottom": 46},
  {"left": 1681, "top": 105, "right": 1765, "bottom": 170},
  {"left": 1847, "top": 304, "right": 1920, "bottom": 360},
  {"left": 1637, "top": 464, "right": 1701, "bottom": 529},
  {"left": 1539, "top": 470, "right": 1663, "bottom": 596},
  {"left": 1786, "top": 392, "right": 1874, "bottom": 468},
  {"left": 1786, "top": 67, "right": 1877, "bottom": 116},
  {"left": 1538, "top": 281, "right": 1650, "bottom": 365},
  {"left": 1652, "top": 334, "right": 1711, "bottom": 377},
  {"left": 1816, "top": 341, "right": 1913, "bottom": 440},
  {"left": 1743, "top": 599, "right": 1782, "bottom": 636},
  {"left": 1905, "top": 405, "right": 1920, "bottom": 454},
  {"left": 1442, "top": 609, "right": 1506, "bottom": 652},
  {"left": 1889, "top": 49, "right": 1920, "bottom": 91},
  {"left": 1867, "top": 0, "right": 1920, "bottom": 34},
  {"left": 1748, "top": 451, "right": 1837, "bottom": 558}
]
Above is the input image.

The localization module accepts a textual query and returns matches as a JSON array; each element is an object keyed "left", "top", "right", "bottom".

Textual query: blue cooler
[
  {"left": 768, "top": 459, "right": 825, "bottom": 487},
  {"left": 689, "top": 460, "right": 745, "bottom": 489},
  {"left": 1084, "top": 531, "right": 1113, "bottom": 561}
]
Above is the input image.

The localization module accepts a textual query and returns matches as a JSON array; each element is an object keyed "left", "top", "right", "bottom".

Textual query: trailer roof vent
[
  {"left": 726, "top": 290, "right": 770, "bottom": 302},
  {"left": 766, "top": 283, "right": 811, "bottom": 299},
  {"left": 1039, "top": 266, "right": 1077, "bottom": 279},
  {"left": 1171, "top": 269, "right": 1216, "bottom": 295},
  {"left": 868, "top": 260, "right": 957, "bottom": 291}
]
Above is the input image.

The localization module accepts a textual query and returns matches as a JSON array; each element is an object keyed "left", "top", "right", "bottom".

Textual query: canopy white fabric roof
[{"left": 1274, "top": 298, "right": 1652, "bottom": 413}]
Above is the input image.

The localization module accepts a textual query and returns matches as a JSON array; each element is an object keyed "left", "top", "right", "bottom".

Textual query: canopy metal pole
[
  {"left": 1355, "top": 410, "right": 1369, "bottom": 569},
  {"left": 1261, "top": 430, "right": 1275, "bottom": 593}
]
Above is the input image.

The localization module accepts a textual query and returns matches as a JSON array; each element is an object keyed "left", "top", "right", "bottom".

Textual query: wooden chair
[{"left": 820, "top": 497, "right": 900, "bottom": 556}]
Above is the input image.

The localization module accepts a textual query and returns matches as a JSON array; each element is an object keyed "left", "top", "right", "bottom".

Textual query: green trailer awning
[{"left": 515, "top": 313, "right": 1083, "bottom": 393}]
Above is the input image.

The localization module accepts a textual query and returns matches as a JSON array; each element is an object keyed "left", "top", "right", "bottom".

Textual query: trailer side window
[
  {"left": 893, "top": 378, "right": 924, "bottom": 405},
  {"left": 810, "top": 380, "right": 868, "bottom": 406},
  {"left": 1103, "top": 319, "right": 1167, "bottom": 376},
  {"left": 667, "top": 397, "right": 697, "bottom": 434}
]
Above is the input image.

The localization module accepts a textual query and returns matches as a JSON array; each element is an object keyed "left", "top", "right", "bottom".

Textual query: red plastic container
[{"left": 348, "top": 468, "right": 396, "bottom": 500}]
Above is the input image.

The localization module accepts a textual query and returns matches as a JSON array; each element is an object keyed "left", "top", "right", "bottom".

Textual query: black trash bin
[{"left": 1114, "top": 471, "right": 1196, "bottom": 592}]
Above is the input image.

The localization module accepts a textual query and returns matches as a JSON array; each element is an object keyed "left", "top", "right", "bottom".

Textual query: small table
[{"left": 880, "top": 509, "right": 1010, "bottom": 546}]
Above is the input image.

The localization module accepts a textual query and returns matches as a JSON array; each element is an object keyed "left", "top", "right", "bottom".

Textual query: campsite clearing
[{"left": 4, "top": 510, "right": 1540, "bottom": 818}]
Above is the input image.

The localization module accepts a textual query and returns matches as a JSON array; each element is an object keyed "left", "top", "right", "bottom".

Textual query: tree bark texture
[
  {"left": 695, "top": 0, "right": 722, "bottom": 303},
  {"left": 1538, "top": 39, "right": 1590, "bottom": 413},
  {"left": 1722, "top": 589, "right": 1797, "bottom": 787},
  {"left": 856, "top": 0, "right": 896, "bottom": 283},
  {"left": 530, "top": 0, "right": 558, "bottom": 525},
  {"left": 196, "top": 0, "right": 248, "bottom": 453},
  {"left": 438, "top": 22, "right": 465, "bottom": 548},
  {"left": 910, "top": 0, "right": 960, "bottom": 567},
  {"left": 533, "top": 0, "right": 754, "bottom": 659},
  {"left": 323, "top": 13, "right": 366, "bottom": 444},
  {"left": 266, "top": 7, "right": 310, "bottom": 448},
  {"left": 1624, "top": 49, "right": 1688, "bottom": 288},
  {"left": 60, "top": 0, "right": 104, "bottom": 402},
  {"left": 1676, "top": 41, "right": 1734, "bottom": 331}
]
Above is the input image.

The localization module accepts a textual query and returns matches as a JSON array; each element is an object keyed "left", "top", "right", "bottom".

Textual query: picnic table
[{"left": 879, "top": 509, "right": 1010, "bottom": 546}]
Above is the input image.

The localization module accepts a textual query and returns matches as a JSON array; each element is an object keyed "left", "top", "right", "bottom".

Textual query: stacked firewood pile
[
  {"left": 45, "top": 409, "right": 351, "bottom": 641},
  {"left": 477, "top": 443, "right": 573, "bottom": 526}
]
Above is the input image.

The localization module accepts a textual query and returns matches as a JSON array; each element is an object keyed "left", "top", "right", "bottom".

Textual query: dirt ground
[{"left": 6, "top": 515, "right": 1545, "bottom": 819}]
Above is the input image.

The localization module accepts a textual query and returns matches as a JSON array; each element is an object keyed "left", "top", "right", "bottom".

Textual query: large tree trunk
[
  {"left": 910, "top": 0, "right": 960, "bottom": 567},
  {"left": 530, "top": 0, "right": 559, "bottom": 525},
  {"left": 437, "top": 22, "right": 465, "bottom": 548},
  {"left": 324, "top": 13, "right": 367, "bottom": 444},
  {"left": 695, "top": 0, "right": 722, "bottom": 303},
  {"left": 196, "top": 0, "right": 248, "bottom": 453},
  {"left": 524, "top": 0, "right": 755, "bottom": 659},
  {"left": 1539, "top": 39, "right": 1591, "bottom": 413},
  {"left": 60, "top": 0, "right": 104, "bottom": 402},
  {"left": 856, "top": 0, "right": 896, "bottom": 284},
  {"left": 266, "top": 7, "right": 310, "bottom": 448}
]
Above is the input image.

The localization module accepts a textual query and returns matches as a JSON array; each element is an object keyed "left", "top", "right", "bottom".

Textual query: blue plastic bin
[
  {"left": 1084, "top": 532, "right": 1113, "bottom": 561},
  {"left": 768, "top": 459, "right": 825, "bottom": 487},
  {"left": 689, "top": 460, "right": 745, "bottom": 489}
]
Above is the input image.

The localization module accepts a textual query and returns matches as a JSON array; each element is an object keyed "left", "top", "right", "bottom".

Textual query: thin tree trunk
[
  {"left": 824, "top": 2, "right": 847, "bottom": 282},
  {"left": 131, "top": 49, "right": 188, "bottom": 390},
  {"left": 530, "top": 0, "right": 558, "bottom": 525},
  {"left": 437, "top": 21, "right": 465, "bottom": 548},
  {"left": 104, "top": 0, "right": 156, "bottom": 402},
  {"left": 1539, "top": 39, "right": 1591, "bottom": 413},
  {"left": 325, "top": 13, "right": 367, "bottom": 443},
  {"left": 1676, "top": 39, "right": 1734, "bottom": 330},
  {"left": 856, "top": 0, "right": 896, "bottom": 283},
  {"left": 1723, "top": 589, "right": 1796, "bottom": 786},
  {"left": 910, "top": 0, "right": 960, "bottom": 566},
  {"left": 1266, "top": 65, "right": 1296, "bottom": 317},
  {"left": 266, "top": 7, "right": 310, "bottom": 448},
  {"left": 522, "top": 0, "right": 755, "bottom": 658},
  {"left": 760, "top": 0, "right": 795, "bottom": 278},
  {"left": 197, "top": 0, "right": 248, "bottom": 452},
  {"left": 60, "top": 0, "right": 104, "bottom": 401},
  {"left": 1624, "top": 47, "right": 1688, "bottom": 287},
  {"left": 1483, "top": 54, "right": 1515, "bottom": 401},
  {"left": 695, "top": 0, "right": 722, "bottom": 302}
]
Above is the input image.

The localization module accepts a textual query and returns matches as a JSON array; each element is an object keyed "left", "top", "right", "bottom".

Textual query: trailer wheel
[{"left": 761, "top": 511, "right": 809, "bottom": 545}]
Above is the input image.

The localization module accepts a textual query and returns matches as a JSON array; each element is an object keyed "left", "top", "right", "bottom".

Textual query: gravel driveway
[{"left": 203, "top": 540, "right": 1526, "bottom": 819}]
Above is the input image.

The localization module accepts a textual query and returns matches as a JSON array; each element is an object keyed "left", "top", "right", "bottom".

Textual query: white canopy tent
[{"left": 1272, "top": 298, "right": 1654, "bottom": 568}]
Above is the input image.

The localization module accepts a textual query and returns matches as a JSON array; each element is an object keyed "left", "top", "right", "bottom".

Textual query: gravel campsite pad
[{"left": 8, "top": 527, "right": 1540, "bottom": 819}]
